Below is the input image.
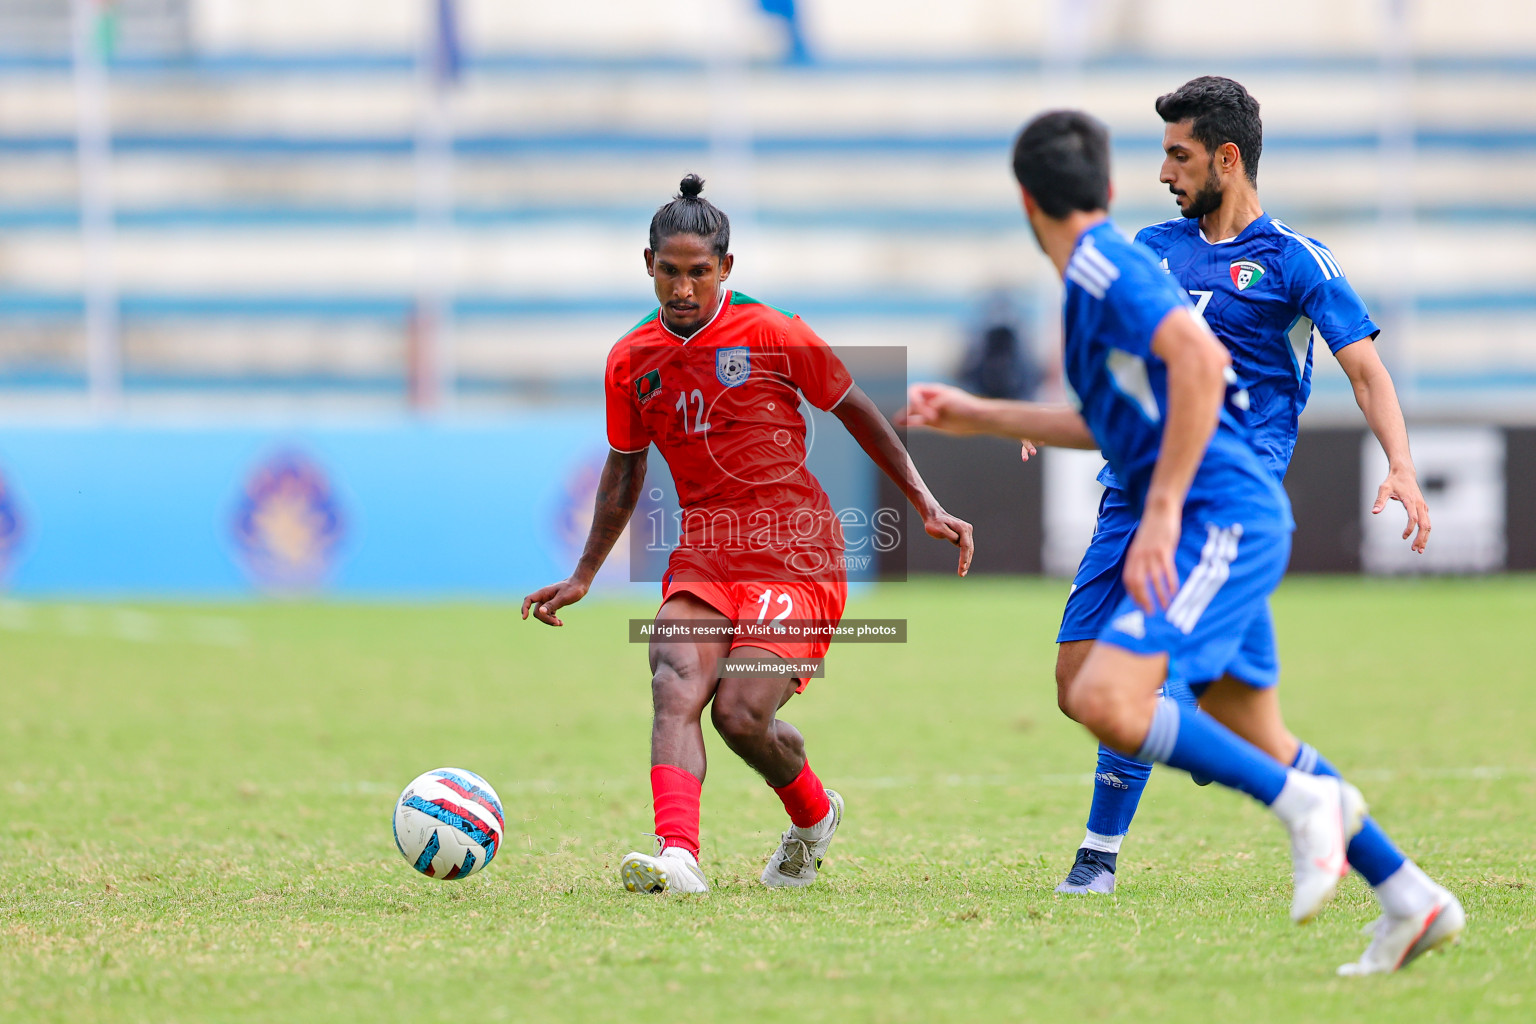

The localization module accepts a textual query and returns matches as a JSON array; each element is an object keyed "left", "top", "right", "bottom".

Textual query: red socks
[
  {"left": 652, "top": 760, "right": 829, "bottom": 857},
  {"left": 650, "top": 764, "right": 701, "bottom": 859},
  {"left": 773, "top": 760, "right": 831, "bottom": 828}
]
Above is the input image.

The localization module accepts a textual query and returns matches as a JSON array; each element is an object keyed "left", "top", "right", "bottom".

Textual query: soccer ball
[{"left": 392, "top": 768, "right": 505, "bottom": 880}]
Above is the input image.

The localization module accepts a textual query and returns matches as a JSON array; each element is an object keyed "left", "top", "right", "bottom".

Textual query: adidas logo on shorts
[{"left": 1110, "top": 609, "right": 1145, "bottom": 639}]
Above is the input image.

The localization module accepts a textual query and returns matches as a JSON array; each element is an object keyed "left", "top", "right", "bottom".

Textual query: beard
[{"left": 1175, "top": 159, "right": 1223, "bottom": 219}]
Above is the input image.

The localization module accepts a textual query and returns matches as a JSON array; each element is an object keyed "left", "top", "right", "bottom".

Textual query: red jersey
[{"left": 605, "top": 291, "right": 854, "bottom": 582}]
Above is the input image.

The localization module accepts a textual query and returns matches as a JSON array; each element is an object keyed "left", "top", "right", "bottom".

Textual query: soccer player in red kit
[{"left": 523, "top": 175, "right": 973, "bottom": 894}]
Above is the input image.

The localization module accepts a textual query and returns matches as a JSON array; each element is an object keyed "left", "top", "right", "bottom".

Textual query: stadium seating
[{"left": 0, "top": 0, "right": 1532, "bottom": 411}]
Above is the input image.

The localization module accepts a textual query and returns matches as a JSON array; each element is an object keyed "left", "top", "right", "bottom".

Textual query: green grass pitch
[{"left": 1, "top": 577, "right": 1532, "bottom": 1022}]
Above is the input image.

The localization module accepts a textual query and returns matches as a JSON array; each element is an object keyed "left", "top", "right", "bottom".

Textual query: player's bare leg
[
  {"left": 711, "top": 647, "right": 843, "bottom": 887},
  {"left": 1066, "top": 643, "right": 1361, "bottom": 923},
  {"left": 1053, "top": 638, "right": 1094, "bottom": 717},
  {"left": 649, "top": 594, "right": 732, "bottom": 779},
  {"left": 620, "top": 594, "right": 731, "bottom": 895},
  {"left": 1195, "top": 680, "right": 1298, "bottom": 765},
  {"left": 1196, "top": 675, "right": 1464, "bottom": 968},
  {"left": 710, "top": 650, "right": 806, "bottom": 786},
  {"left": 1053, "top": 638, "right": 1135, "bottom": 894},
  {"left": 1060, "top": 644, "right": 1164, "bottom": 753}
]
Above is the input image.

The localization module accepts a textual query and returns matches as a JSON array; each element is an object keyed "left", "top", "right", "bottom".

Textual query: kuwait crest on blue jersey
[
  {"left": 1230, "top": 260, "right": 1265, "bottom": 290},
  {"left": 716, "top": 346, "right": 751, "bottom": 386}
]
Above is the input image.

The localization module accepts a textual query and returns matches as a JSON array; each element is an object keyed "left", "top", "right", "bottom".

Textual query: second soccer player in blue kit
[
  {"left": 908, "top": 78, "right": 1442, "bottom": 919},
  {"left": 1062, "top": 77, "right": 1433, "bottom": 897},
  {"left": 903, "top": 107, "right": 1463, "bottom": 975}
]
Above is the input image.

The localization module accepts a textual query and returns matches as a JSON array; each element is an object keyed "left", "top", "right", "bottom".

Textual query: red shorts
[{"left": 659, "top": 552, "right": 848, "bottom": 693}]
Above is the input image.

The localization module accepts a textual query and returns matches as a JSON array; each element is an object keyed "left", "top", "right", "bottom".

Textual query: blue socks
[
  {"left": 1085, "top": 747, "right": 1152, "bottom": 838},
  {"left": 1292, "top": 742, "right": 1406, "bottom": 886},
  {"left": 1082, "top": 679, "right": 1198, "bottom": 842},
  {"left": 1081, "top": 695, "right": 1411, "bottom": 894},
  {"left": 1136, "top": 697, "right": 1289, "bottom": 805}
]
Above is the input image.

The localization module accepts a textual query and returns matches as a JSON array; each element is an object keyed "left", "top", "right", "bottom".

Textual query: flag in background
[
  {"left": 85, "top": 0, "right": 120, "bottom": 59},
  {"left": 71, "top": 0, "right": 124, "bottom": 410},
  {"left": 758, "top": 0, "right": 809, "bottom": 64},
  {"left": 413, "top": 0, "right": 463, "bottom": 412},
  {"left": 430, "top": 0, "right": 464, "bottom": 86}
]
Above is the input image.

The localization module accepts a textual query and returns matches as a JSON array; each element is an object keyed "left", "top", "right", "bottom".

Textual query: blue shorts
[
  {"left": 1098, "top": 507, "right": 1291, "bottom": 690},
  {"left": 1057, "top": 487, "right": 1138, "bottom": 644}
]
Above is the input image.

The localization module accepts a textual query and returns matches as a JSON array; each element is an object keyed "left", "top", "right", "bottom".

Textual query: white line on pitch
[{"left": 0, "top": 601, "right": 251, "bottom": 647}]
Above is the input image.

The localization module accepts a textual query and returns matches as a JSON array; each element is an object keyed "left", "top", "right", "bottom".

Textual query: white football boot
[
  {"left": 762, "top": 790, "right": 844, "bottom": 888},
  {"left": 1282, "top": 774, "right": 1366, "bottom": 924},
  {"left": 619, "top": 843, "right": 709, "bottom": 894},
  {"left": 1338, "top": 888, "right": 1466, "bottom": 976}
]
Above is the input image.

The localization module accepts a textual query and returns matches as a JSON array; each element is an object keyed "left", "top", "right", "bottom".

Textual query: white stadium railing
[{"left": 0, "top": 1, "right": 1532, "bottom": 413}]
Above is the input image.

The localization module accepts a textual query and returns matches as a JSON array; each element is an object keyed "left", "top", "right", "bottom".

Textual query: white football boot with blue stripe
[{"left": 761, "top": 790, "right": 844, "bottom": 887}]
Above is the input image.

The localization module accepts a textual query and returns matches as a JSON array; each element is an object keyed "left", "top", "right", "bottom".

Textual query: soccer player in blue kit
[
  {"left": 904, "top": 108, "right": 1463, "bottom": 974},
  {"left": 911, "top": 76, "right": 1436, "bottom": 905},
  {"left": 1057, "top": 77, "right": 1436, "bottom": 897}
]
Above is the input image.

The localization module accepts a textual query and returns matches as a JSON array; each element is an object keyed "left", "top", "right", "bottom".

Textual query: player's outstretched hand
[
  {"left": 923, "top": 509, "right": 975, "bottom": 577},
  {"left": 895, "top": 383, "right": 989, "bottom": 435},
  {"left": 521, "top": 578, "right": 589, "bottom": 627},
  {"left": 1124, "top": 505, "right": 1181, "bottom": 614},
  {"left": 1372, "top": 465, "right": 1432, "bottom": 553}
]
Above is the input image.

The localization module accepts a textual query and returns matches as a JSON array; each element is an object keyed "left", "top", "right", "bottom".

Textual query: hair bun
[{"left": 678, "top": 173, "right": 705, "bottom": 199}]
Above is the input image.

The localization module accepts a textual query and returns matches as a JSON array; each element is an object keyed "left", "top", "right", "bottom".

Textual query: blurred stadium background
[{"left": 0, "top": 0, "right": 1532, "bottom": 595}]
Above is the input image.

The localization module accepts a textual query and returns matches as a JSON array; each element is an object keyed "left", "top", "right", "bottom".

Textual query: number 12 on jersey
[
  {"left": 675, "top": 388, "right": 711, "bottom": 433},
  {"left": 755, "top": 588, "right": 793, "bottom": 631}
]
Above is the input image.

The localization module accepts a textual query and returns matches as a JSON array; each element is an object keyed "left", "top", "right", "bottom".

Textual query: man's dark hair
[
  {"left": 649, "top": 173, "right": 730, "bottom": 258},
  {"left": 1010, "top": 110, "right": 1112, "bottom": 219},
  {"left": 1155, "top": 76, "right": 1262, "bottom": 184}
]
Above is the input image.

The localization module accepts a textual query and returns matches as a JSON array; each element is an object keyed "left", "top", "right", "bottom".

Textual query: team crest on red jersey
[
  {"left": 716, "top": 346, "right": 751, "bottom": 387},
  {"left": 633, "top": 369, "right": 663, "bottom": 403}
]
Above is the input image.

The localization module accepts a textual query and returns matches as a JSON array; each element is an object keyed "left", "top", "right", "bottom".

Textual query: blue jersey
[
  {"left": 1133, "top": 213, "right": 1377, "bottom": 476},
  {"left": 1062, "top": 221, "right": 1291, "bottom": 529}
]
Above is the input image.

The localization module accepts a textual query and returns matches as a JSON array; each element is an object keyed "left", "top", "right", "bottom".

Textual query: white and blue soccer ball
[{"left": 392, "top": 768, "right": 505, "bottom": 880}]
